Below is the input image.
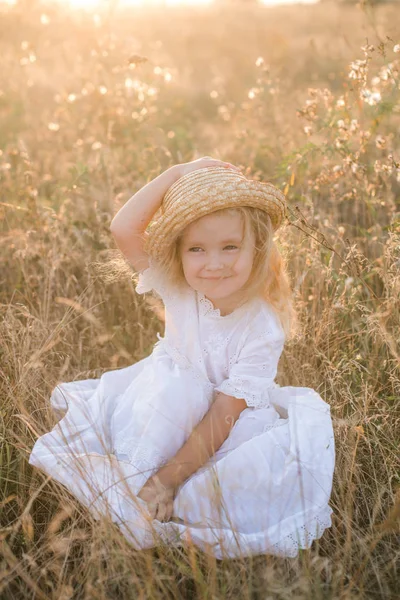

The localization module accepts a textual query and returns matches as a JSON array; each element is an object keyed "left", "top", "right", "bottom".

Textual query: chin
[{"left": 206, "top": 285, "right": 240, "bottom": 299}]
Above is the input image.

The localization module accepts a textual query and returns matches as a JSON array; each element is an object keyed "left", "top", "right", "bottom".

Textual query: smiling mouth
[{"left": 203, "top": 276, "right": 229, "bottom": 280}]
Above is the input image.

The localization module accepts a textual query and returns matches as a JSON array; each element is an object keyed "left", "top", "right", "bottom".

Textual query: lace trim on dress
[
  {"left": 113, "top": 440, "right": 168, "bottom": 469},
  {"left": 268, "top": 504, "right": 333, "bottom": 557},
  {"left": 156, "top": 502, "right": 333, "bottom": 559},
  {"left": 197, "top": 291, "right": 252, "bottom": 319},
  {"left": 135, "top": 267, "right": 155, "bottom": 295},
  {"left": 173, "top": 503, "right": 333, "bottom": 559},
  {"left": 198, "top": 293, "right": 225, "bottom": 318},
  {"left": 215, "top": 378, "right": 280, "bottom": 409},
  {"left": 135, "top": 258, "right": 178, "bottom": 302}
]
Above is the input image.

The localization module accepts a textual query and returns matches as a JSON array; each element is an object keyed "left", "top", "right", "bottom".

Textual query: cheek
[
  {"left": 233, "top": 252, "right": 251, "bottom": 269},
  {"left": 181, "top": 256, "right": 197, "bottom": 276},
  {"left": 235, "top": 254, "right": 254, "bottom": 278}
]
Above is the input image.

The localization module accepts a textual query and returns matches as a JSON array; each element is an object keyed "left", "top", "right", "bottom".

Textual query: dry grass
[{"left": 0, "top": 1, "right": 399, "bottom": 598}]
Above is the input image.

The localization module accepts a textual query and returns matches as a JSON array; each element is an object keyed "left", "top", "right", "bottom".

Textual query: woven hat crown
[{"left": 144, "top": 166, "right": 287, "bottom": 262}]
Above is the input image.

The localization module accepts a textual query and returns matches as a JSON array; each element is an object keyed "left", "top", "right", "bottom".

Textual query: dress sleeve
[
  {"left": 135, "top": 257, "right": 176, "bottom": 303},
  {"left": 214, "top": 314, "right": 285, "bottom": 409}
]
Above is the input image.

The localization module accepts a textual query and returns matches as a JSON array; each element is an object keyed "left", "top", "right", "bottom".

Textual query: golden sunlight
[
  {"left": 1, "top": 0, "right": 319, "bottom": 9},
  {"left": 60, "top": 0, "right": 211, "bottom": 7}
]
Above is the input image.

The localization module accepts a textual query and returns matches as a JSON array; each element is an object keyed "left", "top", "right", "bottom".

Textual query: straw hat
[{"left": 144, "top": 166, "right": 287, "bottom": 262}]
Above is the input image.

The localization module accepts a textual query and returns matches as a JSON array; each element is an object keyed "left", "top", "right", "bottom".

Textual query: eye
[{"left": 187, "top": 245, "right": 239, "bottom": 252}]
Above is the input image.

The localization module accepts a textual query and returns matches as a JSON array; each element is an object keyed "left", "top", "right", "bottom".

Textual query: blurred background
[
  {"left": 0, "top": 0, "right": 399, "bottom": 598},
  {"left": 2, "top": 0, "right": 320, "bottom": 8}
]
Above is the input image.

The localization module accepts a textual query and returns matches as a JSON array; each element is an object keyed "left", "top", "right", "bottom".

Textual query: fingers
[
  {"left": 155, "top": 500, "right": 173, "bottom": 522},
  {"left": 201, "top": 156, "right": 240, "bottom": 171},
  {"left": 219, "top": 160, "right": 241, "bottom": 172},
  {"left": 148, "top": 503, "right": 158, "bottom": 519},
  {"left": 214, "top": 161, "right": 241, "bottom": 172},
  {"left": 156, "top": 502, "right": 167, "bottom": 522}
]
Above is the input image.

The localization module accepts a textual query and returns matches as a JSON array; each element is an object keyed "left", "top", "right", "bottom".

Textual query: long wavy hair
[{"left": 145, "top": 206, "right": 298, "bottom": 340}]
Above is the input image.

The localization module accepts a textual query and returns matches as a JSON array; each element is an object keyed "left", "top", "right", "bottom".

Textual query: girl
[{"left": 29, "top": 157, "right": 335, "bottom": 559}]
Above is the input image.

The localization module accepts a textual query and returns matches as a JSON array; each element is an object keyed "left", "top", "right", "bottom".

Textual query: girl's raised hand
[{"left": 179, "top": 156, "right": 241, "bottom": 178}]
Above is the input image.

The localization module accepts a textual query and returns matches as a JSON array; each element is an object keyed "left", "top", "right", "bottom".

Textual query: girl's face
[{"left": 179, "top": 211, "right": 255, "bottom": 311}]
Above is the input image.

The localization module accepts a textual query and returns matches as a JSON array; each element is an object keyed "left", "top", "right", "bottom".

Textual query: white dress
[{"left": 28, "top": 259, "right": 335, "bottom": 560}]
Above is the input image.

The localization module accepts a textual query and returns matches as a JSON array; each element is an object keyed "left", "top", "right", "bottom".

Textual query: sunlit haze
[{"left": 1, "top": 0, "right": 319, "bottom": 9}]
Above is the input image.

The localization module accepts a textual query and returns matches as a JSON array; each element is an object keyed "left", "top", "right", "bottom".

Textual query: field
[{"left": 0, "top": 0, "right": 399, "bottom": 598}]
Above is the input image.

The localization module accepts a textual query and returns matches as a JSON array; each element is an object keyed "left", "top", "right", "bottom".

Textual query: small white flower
[
  {"left": 375, "top": 135, "right": 386, "bottom": 149},
  {"left": 379, "top": 67, "right": 389, "bottom": 81},
  {"left": 360, "top": 130, "right": 371, "bottom": 141},
  {"left": 361, "top": 89, "right": 381, "bottom": 105},
  {"left": 350, "top": 119, "right": 359, "bottom": 132},
  {"left": 361, "top": 43, "right": 375, "bottom": 54}
]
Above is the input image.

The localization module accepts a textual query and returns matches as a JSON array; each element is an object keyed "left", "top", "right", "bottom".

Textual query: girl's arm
[
  {"left": 110, "top": 165, "right": 181, "bottom": 272},
  {"left": 150, "top": 393, "right": 247, "bottom": 490}
]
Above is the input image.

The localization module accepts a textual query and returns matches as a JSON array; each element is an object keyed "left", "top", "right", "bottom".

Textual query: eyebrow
[{"left": 184, "top": 237, "right": 242, "bottom": 246}]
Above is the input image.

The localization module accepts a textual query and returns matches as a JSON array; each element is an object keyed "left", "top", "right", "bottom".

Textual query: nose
[{"left": 205, "top": 252, "right": 225, "bottom": 273}]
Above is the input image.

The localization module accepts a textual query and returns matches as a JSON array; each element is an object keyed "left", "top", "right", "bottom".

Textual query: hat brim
[{"left": 144, "top": 166, "right": 286, "bottom": 262}]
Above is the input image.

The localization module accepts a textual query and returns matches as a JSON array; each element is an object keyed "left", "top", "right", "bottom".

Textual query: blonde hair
[{"left": 151, "top": 206, "right": 298, "bottom": 340}]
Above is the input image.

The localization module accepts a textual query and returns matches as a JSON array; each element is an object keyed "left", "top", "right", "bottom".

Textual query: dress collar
[{"left": 197, "top": 290, "right": 255, "bottom": 319}]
